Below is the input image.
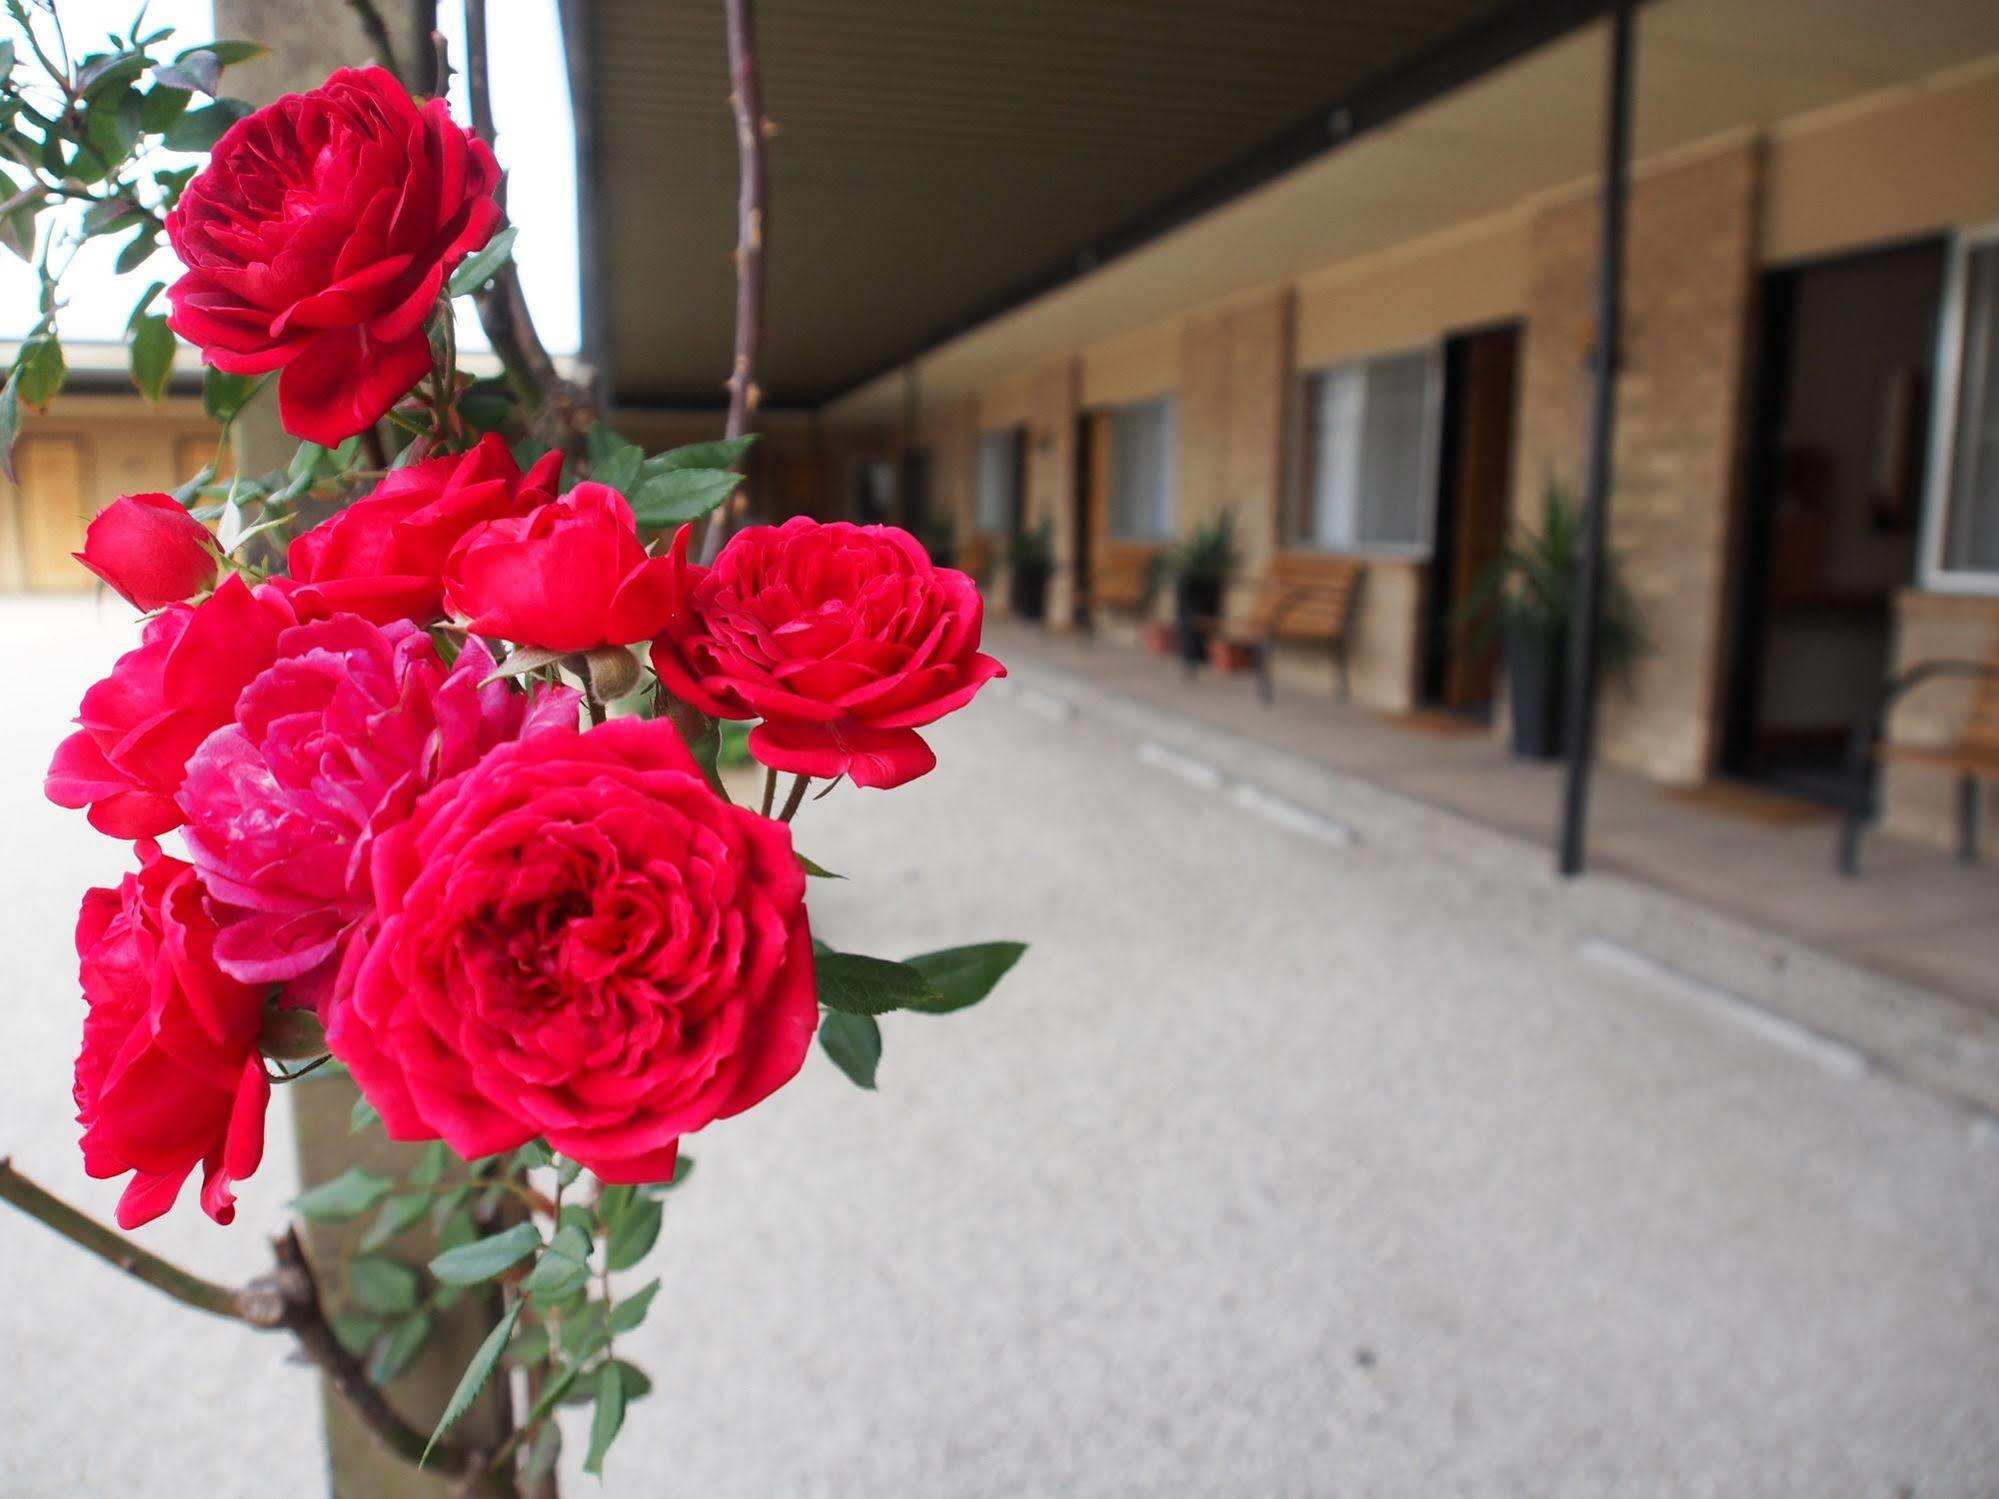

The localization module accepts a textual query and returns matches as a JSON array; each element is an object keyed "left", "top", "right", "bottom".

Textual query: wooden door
[
  {"left": 1432, "top": 328, "right": 1517, "bottom": 709},
  {"left": 16, "top": 435, "right": 89, "bottom": 591}
]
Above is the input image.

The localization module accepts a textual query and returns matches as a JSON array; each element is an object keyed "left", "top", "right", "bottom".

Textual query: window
[
  {"left": 1295, "top": 347, "right": 1441, "bottom": 553},
  {"left": 1108, "top": 398, "right": 1176, "bottom": 540},
  {"left": 1928, "top": 229, "right": 1999, "bottom": 587},
  {"left": 975, "top": 428, "right": 1022, "bottom": 534}
]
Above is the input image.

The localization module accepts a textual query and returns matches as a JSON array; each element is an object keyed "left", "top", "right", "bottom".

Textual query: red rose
[
  {"left": 443, "top": 482, "right": 674, "bottom": 652},
  {"left": 74, "top": 492, "right": 218, "bottom": 611},
  {"left": 45, "top": 575, "right": 295, "bottom": 838},
  {"left": 74, "top": 840, "right": 270, "bottom": 1229},
  {"left": 164, "top": 66, "right": 502, "bottom": 446},
  {"left": 286, "top": 435, "right": 562, "bottom": 624},
  {"left": 326, "top": 717, "right": 817, "bottom": 1182},
  {"left": 650, "top": 518, "right": 1005, "bottom": 789}
]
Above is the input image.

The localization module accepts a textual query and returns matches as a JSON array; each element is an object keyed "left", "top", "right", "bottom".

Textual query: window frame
[
  {"left": 1919, "top": 219, "right": 1999, "bottom": 594},
  {"left": 1105, "top": 395, "right": 1177, "bottom": 543},
  {"left": 1288, "top": 342, "right": 1444, "bottom": 561},
  {"left": 973, "top": 425, "right": 1024, "bottom": 537}
]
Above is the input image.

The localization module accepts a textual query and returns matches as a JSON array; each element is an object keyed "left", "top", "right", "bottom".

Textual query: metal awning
[{"left": 576, "top": 0, "right": 1599, "bottom": 408}]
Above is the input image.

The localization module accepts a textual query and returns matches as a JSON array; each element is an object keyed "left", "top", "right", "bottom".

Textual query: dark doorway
[
  {"left": 1071, "top": 412, "right": 1108, "bottom": 630},
  {"left": 1724, "top": 238, "right": 1945, "bottom": 800},
  {"left": 1422, "top": 322, "right": 1520, "bottom": 714}
]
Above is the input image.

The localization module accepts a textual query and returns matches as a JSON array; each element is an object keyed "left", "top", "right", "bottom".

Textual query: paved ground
[{"left": 2, "top": 596, "right": 1996, "bottom": 1497}]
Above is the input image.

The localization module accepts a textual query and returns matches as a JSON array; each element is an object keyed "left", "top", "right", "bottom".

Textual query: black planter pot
[
  {"left": 1506, "top": 626, "right": 1567, "bottom": 760},
  {"left": 1176, "top": 576, "right": 1224, "bottom": 668},
  {"left": 1010, "top": 564, "right": 1050, "bottom": 622}
]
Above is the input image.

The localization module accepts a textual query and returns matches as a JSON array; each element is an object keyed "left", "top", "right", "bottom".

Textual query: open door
[
  {"left": 1422, "top": 323, "right": 1519, "bottom": 714},
  {"left": 1071, "top": 411, "right": 1111, "bottom": 629},
  {"left": 1724, "top": 239, "right": 1944, "bottom": 800}
]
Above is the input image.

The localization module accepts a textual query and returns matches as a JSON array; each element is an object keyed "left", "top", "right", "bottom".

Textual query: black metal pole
[{"left": 1557, "top": 2, "right": 1636, "bottom": 879}]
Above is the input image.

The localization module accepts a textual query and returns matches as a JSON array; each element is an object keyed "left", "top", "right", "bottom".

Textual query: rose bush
[
  {"left": 74, "top": 493, "right": 217, "bottom": 611},
  {"left": 179, "top": 616, "right": 579, "bottom": 1013},
  {"left": 326, "top": 717, "right": 817, "bottom": 1182},
  {"left": 284, "top": 435, "right": 562, "bottom": 625},
  {"left": 74, "top": 841, "right": 270, "bottom": 1230},
  {"left": 45, "top": 575, "right": 295, "bottom": 838},
  {"left": 444, "top": 481, "right": 674, "bottom": 652},
  {"left": 164, "top": 65, "right": 502, "bottom": 446},
  {"left": 650, "top": 517, "right": 1006, "bottom": 788}
]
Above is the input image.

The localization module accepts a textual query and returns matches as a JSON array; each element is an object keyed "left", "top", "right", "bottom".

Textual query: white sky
[{"left": 0, "top": 0, "right": 581, "bottom": 354}]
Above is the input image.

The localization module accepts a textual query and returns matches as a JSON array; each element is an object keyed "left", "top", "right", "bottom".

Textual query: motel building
[{"left": 6, "top": 0, "right": 1999, "bottom": 861}]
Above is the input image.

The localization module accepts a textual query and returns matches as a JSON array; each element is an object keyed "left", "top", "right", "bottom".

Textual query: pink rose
[
  {"left": 327, "top": 717, "right": 817, "bottom": 1182},
  {"left": 650, "top": 518, "right": 1005, "bottom": 789},
  {"left": 178, "top": 615, "right": 578, "bottom": 1014},
  {"left": 74, "top": 840, "right": 270, "bottom": 1229},
  {"left": 74, "top": 493, "right": 218, "bottom": 611},
  {"left": 165, "top": 66, "right": 502, "bottom": 446},
  {"left": 285, "top": 435, "right": 562, "bottom": 625},
  {"left": 45, "top": 575, "right": 295, "bottom": 838},
  {"left": 443, "top": 482, "right": 675, "bottom": 652}
]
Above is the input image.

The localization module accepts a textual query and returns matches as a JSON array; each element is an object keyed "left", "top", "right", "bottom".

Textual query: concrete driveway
[{"left": 2, "top": 595, "right": 1994, "bottom": 1497}]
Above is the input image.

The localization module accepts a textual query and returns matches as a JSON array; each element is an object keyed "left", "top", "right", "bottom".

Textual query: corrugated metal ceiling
[{"left": 587, "top": 0, "right": 1526, "bottom": 406}]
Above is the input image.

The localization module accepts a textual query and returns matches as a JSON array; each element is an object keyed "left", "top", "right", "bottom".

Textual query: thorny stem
[
  {"left": 343, "top": 0, "right": 402, "bottom": 81},
  {"left": 760, "top": 765, "right": 778, "bottom": 818},
  {"left": 778, "top": 774, "right": 811, "bottom": 823},
  {"left": 0, "top": 1160, "right": 502, "bottom": 1488},
  {"left": 697, "top": 0, "right": 769, "bottom": 566}
]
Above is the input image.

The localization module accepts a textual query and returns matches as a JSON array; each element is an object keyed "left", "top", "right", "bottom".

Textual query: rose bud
[
  {"left": 443, "top": 482, "right": 675, "bottom": 652},
  {"left": 651, "top": 517, "right": 1006, "bottom": 789},
  {"left": 74, "top": 492, "right": 218, "bottom": 611}
]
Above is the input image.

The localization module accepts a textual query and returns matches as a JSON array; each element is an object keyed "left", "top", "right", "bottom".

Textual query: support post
[{"left": 1557, "top": 2, "right": 1636, "bottom": 879}]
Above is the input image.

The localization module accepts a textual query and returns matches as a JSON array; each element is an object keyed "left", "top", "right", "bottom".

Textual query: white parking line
[
  {"left": 1226, "top": 783, "right": 1355, "bottom": 847},
  {"left": 1578, "top": 937, "right": 1870, "bottom": 1079},
  {"left": 1016, "top": 687, "right": 1076, "bottom": 722},
  {"left": 1136, "top": 740, "right": 1225, "bottom": 791}
]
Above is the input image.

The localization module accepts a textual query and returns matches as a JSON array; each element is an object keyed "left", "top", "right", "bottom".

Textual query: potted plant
[
  {"left": 1163, "top": 512, "right": 1240, "bottom": 669},
  {"left": 1008, "top": 520, "right": 1055, "bottom": 621},
  {"left": 1459, "top": 481, "right": 1645, "bottom": 759}
]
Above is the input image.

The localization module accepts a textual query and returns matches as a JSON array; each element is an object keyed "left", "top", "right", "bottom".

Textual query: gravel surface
[{"left": 3, "top": 597, "right": 1995, "bottom": 1498}]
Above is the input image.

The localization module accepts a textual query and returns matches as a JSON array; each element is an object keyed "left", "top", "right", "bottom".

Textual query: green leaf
[
  {"left": 293, "top": 1167, "right": 394, "bottom": 1222},
  {"left": 447, "top": 223, "right": 517, "bottom": 298},
  {"left": 583, "top": 1361, "right": 627, "bottom": 1476},
  {"left": 562, "top": 1359, "right": 651, "bottom": 1406},
  {"left": 114, "top": 223, "right": 160, "bottom": 274},
  {"left": 423, "top": 1298, "right": 522, "bottom": 1466},
  {"left": 408, "top": 1141, "right": 449, "bottom": 1189},
  {"left": 554, "top": 1155, "right": 584, "bottom": 1189},
  {"left": 796, "top": 852, "right": 843, "bottom": 879},
  {"left": 435, "top": 1202, "right": 479, "bottom": 1252},
  {"left": 178, "top": 40, "right": 267, "bottom": 66},
  {"left": 360, "top": 1192, "right": 431, "bottom": 1253},
  {"left": 347, "top": 1256, "right": 421, "bottom": 1317},
  {"left": 515, "top": 1139, "right": 556, "bottom": 1170},
  {"left": 79, "top": 50, "right": 149, "bottom": 97},
  {"left": 818, "top": 1010, "right": 881, "bottom": 1090},
  {"left": 153, "top": 51, "right": 220, "bottom": 96},
  {"left": 202, "top": 366, "right": 255, "bottom": 424},
  {"left": 15, "top": 336, "right": 63, "bottom": 410},
  {"left": 349, "top": 1095, "right": 382, "bottom": 1135},
  {"left": 141, "top": 83, "right": 192, "bottom": 134},
  {"left": 592, "top": 442, "right": 644, "bottom": 495},
  {"left": 128, "top": 313, "right": 175, "bottom": 404},
  {"left": 83, "top": 198, "right": 143, "bottom": 238},
  {"left": 628, "top": 467, "right": 742, "bottom": 528},
  {"left": 656, "top": 434, "right": 756, "bottom": 470},
  {"left": 525, "top": 1362, "right": 582, "bottom": 1425},
  {"left": 0, "top": 371, "right": 24, "bottom": 482},
  {"left": 329, "top": 1312, "right": 383, "bottom": 1359},
  {"left": 428, "top": 1222, "right": 541, "bottom": 1286},
  {"left": 521, "top": 1222, "right": 592, "bottom": 1301},
  {"left": 560, "top": 1299, "right": 611, "bottom": 1363},
  {"left": 604, "top": 1194, "right": 661, "bottom": 1272},
  {"left": 163, "top": 97, "right": 250, "bottom": 152},
  {"left": 369, "top": 1309, "right": 432, "bottom": 1384},
  {"left": 903, "top": 942, "right": 1027, "bottom": 1015},
  {"left": 814, "top": 951, "right": 942, "bottom": 1016},
  {"left": 608, "top": 1278, "right": 661, "bottom": 1335},
  {"left": 523, "top": 1423, "right": 562, "bottom": 1488}
]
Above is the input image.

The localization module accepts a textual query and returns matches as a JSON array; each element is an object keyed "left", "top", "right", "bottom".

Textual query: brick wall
[{"left": 1512, "top": 143, "right": 1762, "bottom": 784}]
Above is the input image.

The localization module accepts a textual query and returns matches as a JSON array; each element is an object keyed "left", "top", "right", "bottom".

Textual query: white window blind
[
  {"left": 1109, "top": 398, "right": 1176, "bottom": 540},
  {"left": 975, "top": 429, "right": 1020, "bottom": 534},
  {"left": 1300, "top": 348, "right": 1440, "bottom": 552},
  {"left": 1933, "top": 236, "right": 1999, "bottom": 581}
]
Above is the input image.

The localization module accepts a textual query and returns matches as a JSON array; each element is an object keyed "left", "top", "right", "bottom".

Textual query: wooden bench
[
  {"left": 1211, "top": 554, "right": 1366, "bottom": 704},
  {"left": 1836, "top": 622, "right": 1999, "bottom": 874},
  {"left": 1091, "top": 546, "right": 1162, "bottom": 617}
]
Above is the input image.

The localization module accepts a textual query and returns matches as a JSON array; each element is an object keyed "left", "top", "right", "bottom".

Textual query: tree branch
[
  {"left": 462, "top": 0, "right": 593, "bottom": 450},
  {"left": 0, "top": 1156, "right": 240, "bottom": 1320},
  {"left": 0, "top": 1159, "right": 502, "bottom": 1492},
  {"left": 697, "top": 0, "right": 770, "bottom": 566}
]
